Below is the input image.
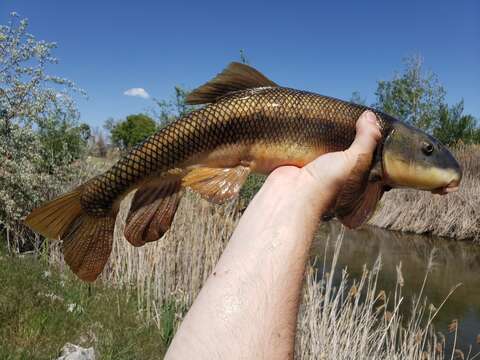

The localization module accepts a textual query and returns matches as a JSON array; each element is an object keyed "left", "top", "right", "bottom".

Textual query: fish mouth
[{"left": 431, "top": 179, "right": 461, "bottom": 195}]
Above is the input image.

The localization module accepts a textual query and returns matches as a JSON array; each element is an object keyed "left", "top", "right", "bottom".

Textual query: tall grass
[
  {"left": 370, "top": 144, "right": 480, "bottom": 242},
  {"left": 103, "top": 192, "right": 241, "bottom": 331},
  {"left": 73, "top": 193, "right": 478, "bottom": 359},
  {"left": 297, "top": 232, "right": 463, "bottom": 360}
]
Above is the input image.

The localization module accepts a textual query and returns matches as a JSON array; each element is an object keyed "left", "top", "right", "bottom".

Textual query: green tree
[
  {"left": 375, "top": 55, "right": 445, "bottom": 130},
  {"left": 350, "top": 91, "right": 367, "bottom": 106},
  {"left": 110, "top": 114, "right": 157, "bottom": 149},
  {"left": 433, "top": 101, "right": 479, "bottom": 145},
  {"left": 239, "top": 49, "right": 249, "bottom": 64},
  {"left": 151, "top": 86, "right": 196, "bottom": 127},
  {"left": 37, "top": 115, "right": 90, "bottom": 171},
  {"left": 103, "top": 117, "right": 117, "bottom": 133}
]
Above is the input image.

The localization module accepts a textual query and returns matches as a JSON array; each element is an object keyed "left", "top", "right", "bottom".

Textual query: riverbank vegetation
[
  {"left": 0, "top": 244, "right": 169, "bottom": 359},
  {"left": 91, "top": 193, "right": 478, "bottom": 359}
]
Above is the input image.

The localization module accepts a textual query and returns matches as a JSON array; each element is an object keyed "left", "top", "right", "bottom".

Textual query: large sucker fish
[{"left": 26, "top": 62, "right": 462, "bottom": 281}]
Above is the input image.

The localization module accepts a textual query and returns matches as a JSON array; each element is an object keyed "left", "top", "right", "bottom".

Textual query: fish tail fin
[
  {"left": 25, "top": 187, "right": 115, "bottom": 282},
  {"left": 25, "top": 187, "right": 84, "bottom": 240},
  {"left": 62, "top": 215, "right": 115, "bottom": 282}
]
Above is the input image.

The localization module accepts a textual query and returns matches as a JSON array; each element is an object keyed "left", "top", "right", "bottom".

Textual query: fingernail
[{"left": 364, "top": 111, "right": 377, "bottom": 124}]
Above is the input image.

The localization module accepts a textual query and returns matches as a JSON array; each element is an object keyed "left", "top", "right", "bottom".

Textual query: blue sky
[{"left": 1, "top": 0, "right": 479, "bottom": 127}]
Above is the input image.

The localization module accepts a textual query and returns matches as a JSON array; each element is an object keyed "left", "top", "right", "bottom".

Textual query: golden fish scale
[{"left": 80, "top": 87, "right": 392, "bottom": 215}]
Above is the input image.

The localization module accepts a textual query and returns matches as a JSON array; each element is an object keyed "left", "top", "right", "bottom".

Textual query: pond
[{"left": 311, "top": 221, "right": 480, "bottom": 355}]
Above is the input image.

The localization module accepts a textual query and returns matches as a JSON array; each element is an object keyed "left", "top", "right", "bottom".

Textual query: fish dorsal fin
[
  {"left": 182, "top": 166, "right": 251, "bottom": 204},
  {"left": 185, "top": 62, "right": 278, "bottom": 105},
  {"left": 334, "top": 153, "right": 384, "bottom": 228}
]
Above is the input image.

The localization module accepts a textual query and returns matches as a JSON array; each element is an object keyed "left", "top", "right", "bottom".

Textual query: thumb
[
  {"left": 302, "top": 110, "right": 381, "bottom": 190},
  {"left": 345, "top": 110, "right": 382, "bottom": 163}
]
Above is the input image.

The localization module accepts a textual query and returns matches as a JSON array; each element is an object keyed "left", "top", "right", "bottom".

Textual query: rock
[{"left": 57, "top": 343, "right": 95, "bottom": 360}]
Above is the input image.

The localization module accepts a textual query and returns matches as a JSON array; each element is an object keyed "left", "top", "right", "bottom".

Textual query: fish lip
[
  {"left": 431, "top": 179, "right": 460, "bottom": 195},
  {"left": 444, "top": 179, "right": 460, "bottom": 193}
]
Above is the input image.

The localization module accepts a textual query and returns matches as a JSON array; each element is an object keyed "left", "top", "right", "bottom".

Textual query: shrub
[
  {"left": 0, "top": 123, "right": 103, "bottom": 252},
  {"left": 0, "top": 13, "right": 94, "bottom": 252}
]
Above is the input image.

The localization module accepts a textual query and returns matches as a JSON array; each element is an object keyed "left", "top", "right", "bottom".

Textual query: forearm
[{"left": 165, "top": 167, "right": 323, "bottom": 359}]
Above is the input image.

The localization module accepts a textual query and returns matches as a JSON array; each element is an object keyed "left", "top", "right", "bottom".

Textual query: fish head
[{"left": 381, "top": 121, "right": 462, "bottom": 194}]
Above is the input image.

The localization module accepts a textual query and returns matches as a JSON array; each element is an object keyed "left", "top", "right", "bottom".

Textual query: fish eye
[{"left": 422, "top": 142, "right": 434, "bottom": 156}]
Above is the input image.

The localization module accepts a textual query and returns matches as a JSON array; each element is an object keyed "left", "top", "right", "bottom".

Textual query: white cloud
[{"left": 123, "top": 87, "right": 150, "bottom": 99}]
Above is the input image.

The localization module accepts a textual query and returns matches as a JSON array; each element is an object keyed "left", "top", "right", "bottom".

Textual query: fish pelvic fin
[
  {"left": 185, "top": 62, "right": 278, "bottom": 105},
  {"left": 124, "top": 166, "right": 250, "bottom": 246},
  {"left": 334, "top": 154, "right": 384, "bottom": 228},
  {"left": 182, "top": 166, "right": 251, "bottom": 204},
  {"left": 25, "top": 187, "right": 115, "bottom": 282},
  {"left": 125, "top": 174, "right": 184, "bottom": 247}
]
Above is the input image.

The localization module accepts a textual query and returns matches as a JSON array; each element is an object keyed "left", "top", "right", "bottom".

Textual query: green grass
[
  {"left": 240, "top": 173, "right": 266, "bottom": 203},
  {"left": 0, "top": 245, "right": 168, "bottom": 360}
]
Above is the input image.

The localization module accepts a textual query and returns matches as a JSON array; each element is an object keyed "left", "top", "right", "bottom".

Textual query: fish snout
[
  {"left": 430, "top": 146, "right": 463, "bottom": 195},
  {"left": 431, "top": 170, "right": 462, "bottom": 195}
]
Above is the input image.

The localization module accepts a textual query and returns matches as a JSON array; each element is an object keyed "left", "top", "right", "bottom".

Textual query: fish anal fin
[
  {"left": 145, "top": 192, "right": 181, "bottom": 242},
  {"left": 335, "top": 154, "right": 384, "bottom": 228},
  {"left": 185, "top": 62, "right": 278, "bottom": 105},
  {"left": 182, "top": 166, "right": 250, "bottom": 204},
  {"left": 124, "top": 175, "right": 184, "bottom": 246}
]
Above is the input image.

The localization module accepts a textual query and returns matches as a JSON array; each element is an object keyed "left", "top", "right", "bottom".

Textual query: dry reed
[
  {"left": 102, "top": 191, "right": 241, "bottom": 323},
  {"left": 73, "top": 192, "right": 477, "bottom": 359},
  {"left": 296, "top": 231, "right": 468, "bottom": 359},
  {"left": 369, "top": 144, "right": 480, "bottom": 242}
]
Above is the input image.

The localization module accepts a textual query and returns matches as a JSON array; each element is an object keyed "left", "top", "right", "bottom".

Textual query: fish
[{"left": 25, "top": 62, "right": 462, "bottom": 281}]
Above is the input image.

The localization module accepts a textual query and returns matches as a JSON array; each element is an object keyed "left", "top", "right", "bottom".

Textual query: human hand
[{"left": 259, "top": 110, "right": 382, "bottom": 218}]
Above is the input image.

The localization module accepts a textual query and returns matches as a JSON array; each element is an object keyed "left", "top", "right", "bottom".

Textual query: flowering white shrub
[
  {"left": 0, "top": 122, "right": 101, "bottom": 251},
  {"left": 0, "top": 13, "right": 96, "bottom": 252}
]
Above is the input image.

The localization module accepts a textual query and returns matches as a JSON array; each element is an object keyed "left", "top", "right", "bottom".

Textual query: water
[{"left": 311, "top": 221, "right": 480, "bottom": 355}]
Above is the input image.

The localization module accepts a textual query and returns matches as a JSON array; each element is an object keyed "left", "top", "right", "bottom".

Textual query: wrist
[{"left": 252, "top": 167, "right": 323, "bottom": 224}]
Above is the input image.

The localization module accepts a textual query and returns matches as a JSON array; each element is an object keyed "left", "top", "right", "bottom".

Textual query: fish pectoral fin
[
  {"left": 124, "top": 174, "right": 184, "bottom": 247},
  {"left": 182, "top": 166, "right": 251, "bottom": 204},
  {"left": 334, "top": 153, "right": 384, "bottom": 229},
  {"left": 335, "top": 182, "right": 384, "bottom": 229},
  {"left": 185, "top": 62, "right": 278, "bottom": 105}
]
